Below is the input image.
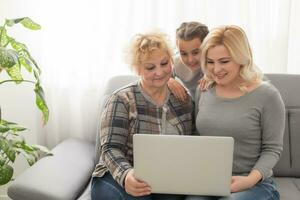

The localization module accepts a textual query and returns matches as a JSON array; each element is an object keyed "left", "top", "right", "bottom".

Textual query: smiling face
[
  {"left": 206, "top": 45, "right": 241, "bottom": 87},
  {"left": 177, "top": 38, "right": 202, "bottom": 71},
  {"left": 138, "top": 49, "right": 172, "bottom": 90}
]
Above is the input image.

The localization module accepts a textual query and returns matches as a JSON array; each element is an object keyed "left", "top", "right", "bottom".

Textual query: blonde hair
[
  {"left": 200, "top": 25, "right": 263, "bottom": 91},
  {"left": 126, "top": 32, "right": 174, "bottom": 73}
]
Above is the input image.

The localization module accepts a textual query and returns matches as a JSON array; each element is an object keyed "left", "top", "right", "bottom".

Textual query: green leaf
[
  {"left": 19, "top": 57, "right": 33, "bottom": 72},
  {"left": 33, "top": 69, "right": 40, "bottom": 83},
  {"left": 31, "top": 144, "right": 52, "bottom": 155},
  {"left": 9, "top": 126, "right": 26, "bottom": 133},
  {"left": 11, "top": 139, "right": 24, "bottom": 148},
  {"left": 35, "top": 85, "right": 49, "bottom": 124},
  {"left": 17, "top": 148, "right": 36, "bottom": 166},
  {"left": 10, "top": 39, "right": 32, "bottom": 72},
  {"left": 28, "top": 53, "right": 41, "bottom": 74},
  {"left": 0, "top": 47, "right": 18, "bottom": 68},
  {"left": 0, "top": 137, "right": 16, "bottom": 162},
  {"left": 0, "top": 164, "right": 13, "bottom": 185},
  {"left": 5, "top": 18, "right": 24, "bottom": 27},
  {"left": 10, "top": 39, "right": 41, "bottom": 74},
  {"left": 20, "top": 143, "right": 35, "bottom": 152},
  {"left": 4, "top": 19, "right": 15, "bottom": 27},
  {"left": 0, "top": 120, "right": 26, "bottom": 133},
  {"left": 6, "top": 17, "right": 41, "bottom": 30},
  {"left": 0, "top": 156, "right": 6, "bottom": 166},
  {"left": 5, "top": 63, "right": 23, "bottom": 83},
  {"left": 3, "top": 121, "right": 26, "bottom": 132},
  {"left": 20, "top": 17, "right": 41, "bottom": 30},
  {"left": 10, "top": 39, "right": 28, "bottom": 52},
  {"left": 5, "top": 148, "right": 16, "bottom": 162},
  {"left": 0, "top": 27, "right": 9, "bottom": 47},
  {"left": 0, "top": 124, "right": 9, "bottom": 133},
  {"left": 9, "top": 132, "right": 21, "bottom": 137},
  {"left": 0, "top": 137, "right": 9, "bottom": 152},
  {"left": 0, "top": 120, "right": 17, "bottom": 126}
]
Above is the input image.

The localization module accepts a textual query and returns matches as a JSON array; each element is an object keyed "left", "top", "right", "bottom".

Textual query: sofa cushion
[
  {"left": 295, "top": 178, "right": 300, "bottom": 192},
  {"left": 266, "top": 74, "right": 300, "bottom": 107},
  {"left": 273, "top": 110, "right": 290, "bottom": 176},
  {"left": 77, "top": 180, "right": 91, "bottom": 200},
  {"left": 274, "top": 177, "right": 300, "bottom": 200},
  {"left": 289, "top": 109, "right": 300, "bottom": 176},
  {"left": 266, "top": 74, "right": 300, "bottom": 179},
  {"left": 274, "top": 108, "right": 300, "bottom": 177}
]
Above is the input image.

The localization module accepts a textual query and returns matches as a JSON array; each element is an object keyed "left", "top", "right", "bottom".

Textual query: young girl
[{"left": 168, "top": 21, "right": 209, "bottom": 101}]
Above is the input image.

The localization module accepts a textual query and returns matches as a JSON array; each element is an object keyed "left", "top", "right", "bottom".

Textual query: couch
[{"left": 7, "top": 74, "right": 300, "bottom": 200}]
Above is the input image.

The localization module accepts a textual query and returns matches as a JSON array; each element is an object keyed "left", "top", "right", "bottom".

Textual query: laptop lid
[{"left": 133, "top": 134, "right": 234, "bottom": 196}]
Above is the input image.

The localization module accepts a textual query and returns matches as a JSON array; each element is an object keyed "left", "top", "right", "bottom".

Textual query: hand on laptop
[{"left": 124, "top": 169, "right": 152, "bottom": 197}]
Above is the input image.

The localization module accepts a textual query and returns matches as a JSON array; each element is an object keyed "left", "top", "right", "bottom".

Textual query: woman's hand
[
  {"left": 124, "top": 169, "right": 151, "bottom": 197},
  {"left": 230, "top": 176, "right": 255, "bottom": 192},
  {"left": 230, "top": 170, "right": 262, "bottom": 193},
  {"left": 198, "top": 78, "right": 209, "bottom": 91},
  {"left": 167, "top": 78, "right": 188, "bottom": 102}
]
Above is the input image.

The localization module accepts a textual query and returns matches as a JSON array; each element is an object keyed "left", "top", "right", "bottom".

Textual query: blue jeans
[
  {"left": 91, "top": 173, "right": 185, "bottom": 200},
  {"left": 185, "top": 178, "right": 279, "bottom": 200}
]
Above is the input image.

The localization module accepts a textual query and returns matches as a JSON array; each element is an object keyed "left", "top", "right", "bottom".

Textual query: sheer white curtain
[
  {"left": 287, "top": 0, "right": 300, "bottom": 74},
  {"left": 2, "top": 0, "right": 298, "bottom": 147}
]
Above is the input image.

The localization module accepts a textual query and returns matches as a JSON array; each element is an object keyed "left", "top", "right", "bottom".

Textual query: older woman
[
  {"left": 186, "top": 25, "right": 285, "bottom": 200},
  {"left": 91, "top": 32, "right": 194, "bottom": 200}
]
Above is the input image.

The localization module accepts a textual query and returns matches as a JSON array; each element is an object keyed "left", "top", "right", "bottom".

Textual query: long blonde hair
[{"left": 200, "top": 25, "right": 263, "bottom": 90}]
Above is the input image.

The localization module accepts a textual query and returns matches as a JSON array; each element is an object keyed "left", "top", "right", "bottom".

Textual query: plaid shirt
[{"left": 92, "top": 81, "right": 194, "bottom": 187}]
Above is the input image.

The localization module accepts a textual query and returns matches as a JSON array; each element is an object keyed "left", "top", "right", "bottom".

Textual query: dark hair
[{"left": 176, "top": 21, "right": 209, "bottom": 42}]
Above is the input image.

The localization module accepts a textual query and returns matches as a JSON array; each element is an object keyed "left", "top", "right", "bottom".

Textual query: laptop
[{"left": 133, "top": 134, "right": 234, "bottom": 196}]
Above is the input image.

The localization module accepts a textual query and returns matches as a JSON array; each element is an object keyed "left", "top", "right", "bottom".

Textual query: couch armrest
[{"left": 7, "top": 138, "right": 95, "bottom": 200}]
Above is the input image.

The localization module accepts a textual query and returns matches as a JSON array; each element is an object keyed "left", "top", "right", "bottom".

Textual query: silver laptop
[{"left": 133, "top": 134, "right": 234, "bottom": 196}]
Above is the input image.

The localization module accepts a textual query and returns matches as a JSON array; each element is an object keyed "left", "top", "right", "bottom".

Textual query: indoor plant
[{"left": 0, "top": 17, "right": 50, "bottom": 186}]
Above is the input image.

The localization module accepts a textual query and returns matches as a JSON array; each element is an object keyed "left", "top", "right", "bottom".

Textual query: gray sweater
[
  {"left": 195, "top": 82, "right": 285, "bottom": 180},
  {"left": 173, "top": 56, "right": 203, "bottom": 100}
]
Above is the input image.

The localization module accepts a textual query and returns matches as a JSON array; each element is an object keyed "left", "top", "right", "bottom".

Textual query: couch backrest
[{"left": 266, "top": 74, "right": 300, "bottom": 177}]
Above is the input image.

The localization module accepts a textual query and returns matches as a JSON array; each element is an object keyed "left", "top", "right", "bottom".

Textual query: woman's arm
[
  {"left": 231, "top": 86, "right": 285, "bottom": 193},
  {"left": 252, "top": 87, "right": 285, "bottom": 180},
  {"left": 99, "top": 94, "right": 133, "bottom": 186},
  {"left": 99, "top": 93, "right": 151, "bottom": 196}
]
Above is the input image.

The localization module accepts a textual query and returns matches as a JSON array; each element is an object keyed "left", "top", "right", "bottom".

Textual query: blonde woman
[
  {"left": 91, "top": 32, "right": 194, "bottom": 200},
  {"left": 187, "top": 25, "right": 284, "bottom": 200}
]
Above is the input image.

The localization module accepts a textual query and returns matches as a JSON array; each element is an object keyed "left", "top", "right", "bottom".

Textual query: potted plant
[{"left": 0, "top": 17, "right": 50, "bottom": 186}]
